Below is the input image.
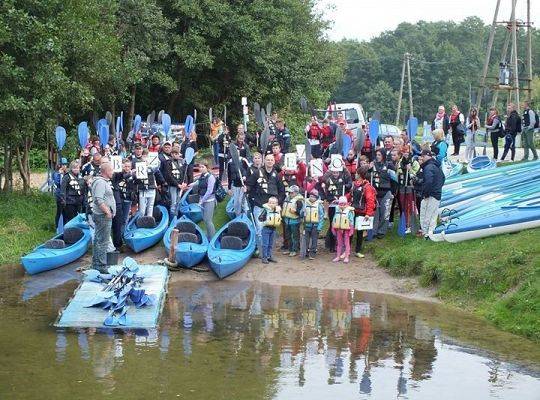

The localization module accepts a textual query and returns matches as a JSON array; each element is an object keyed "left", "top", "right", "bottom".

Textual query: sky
[{"left": 317, "top": 0, "right": 539, "bottom": 42}]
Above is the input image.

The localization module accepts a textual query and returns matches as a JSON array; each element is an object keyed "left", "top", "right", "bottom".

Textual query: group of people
[{"left": 431, "top": 101, "right": 538, "bottom": 162}]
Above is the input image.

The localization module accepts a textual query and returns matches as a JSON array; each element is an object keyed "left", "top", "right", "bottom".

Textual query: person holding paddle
[{"left": 350, "top": 166, "right": 376, "bottom": 258}]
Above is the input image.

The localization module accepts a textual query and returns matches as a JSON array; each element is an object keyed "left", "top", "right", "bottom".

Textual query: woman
[
  {"left": 430, "top": 129, "right": 448, "bottom": 165},
  {"left": 180, "top": 131, "right": 198, "bottom": 184},
  {"left": 184, "top": 163, "right": 216, "bottom": 239},
  {"left": 465, "top": 107, "right": 481, "bottom": 161},
  {"left": 53, "top": 161, "right": 67, "bottom": 228},
  {"left": 431, "top": 105, "right": 449, "bottom": 139},
  {"left": 60, "top": 161, "right": 84, "bottom": 223},
  {"left": 485, "top": 107, "right": 502, "bottom": 160},
  {"left": 350, "top": 165, "right": 376, "bottom": 258},
  {"left": 449, "top": 105, "right": 465, "bottom": 156}
]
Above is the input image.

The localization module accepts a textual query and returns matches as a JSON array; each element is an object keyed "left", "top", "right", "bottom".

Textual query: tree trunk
[
  {"left": 16, "top": 137, "right": 32, "bottom": 193},
  {"left": 127, "top": 85, "right": 136, "bottom": 134},
  {"left": 3, "top": 143, "right": 13, "bottom": 192}
]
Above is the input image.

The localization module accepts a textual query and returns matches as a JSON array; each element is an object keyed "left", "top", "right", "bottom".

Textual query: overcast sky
[{"left": 318, "top": 0, "right": 539, "bottom": 41}]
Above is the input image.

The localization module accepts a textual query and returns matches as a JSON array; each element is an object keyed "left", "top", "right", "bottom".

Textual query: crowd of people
[{"left": 50, "top": 99, "right": 537, "bottom": 271}]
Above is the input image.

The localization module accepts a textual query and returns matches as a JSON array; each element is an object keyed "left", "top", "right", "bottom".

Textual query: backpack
[
  {"left": 534, "top": 111, "right": 540, "bottom": 129},
  {"left": 214, "top": 179, "right": 227, "bottom": 202}
]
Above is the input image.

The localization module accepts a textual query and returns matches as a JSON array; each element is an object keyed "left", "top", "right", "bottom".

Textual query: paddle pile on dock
[{"left": 432, "top": 161, "right": 540, "bottom": 242}]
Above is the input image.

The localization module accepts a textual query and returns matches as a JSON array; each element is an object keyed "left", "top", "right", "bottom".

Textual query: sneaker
[
  {"left": 405, "top": 228, "right": 411, "bottom": 234},
  {"left": 355, "top": 252, "right": 365, "bottom": 258},
  {"left": 289, "top": 252, "right": 297, "bottom": 257},
  {"left": 261, "top": 258, "right": 269, "bottom": 264},
  {"left": 282, "top": 250, "right": 290, "bottom": 255},
  {"left": 339, "top": 253, "right": 345, "bottom": 259},
  {"left": 424, "top": 235, "right": 429, "bottom": 241},
  {"left": 343, "top": 257, "right": 350, "bottom": 263},
  {"left": 268, "top": 258, "right": 278, "bottom": 263},
  {"left": 308, "top": 254, "right": 315, "bottom": 260},
  {"left": 332, "top": 256, "right": 340, "bottom": 262}
]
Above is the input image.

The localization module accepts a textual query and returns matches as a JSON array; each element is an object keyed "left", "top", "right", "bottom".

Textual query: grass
[
  {"left": 0, "top": 191, "right": 56, "bottom": 265},
  {"left": 366, "top": 228, "right": 540, "bottom": 341}
]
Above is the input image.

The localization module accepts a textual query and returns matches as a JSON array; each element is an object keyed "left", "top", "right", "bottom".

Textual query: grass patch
[
  {"left": 0, "top": 191, "right": 56, "bottom": 265},
  {"left": 366, "top": 228, "right": 540, "bottom": 341}
]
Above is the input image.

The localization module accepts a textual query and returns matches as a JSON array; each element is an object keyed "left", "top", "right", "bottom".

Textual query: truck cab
[{"left": 316, "top": 103, "right": 367, "bottom": 133}]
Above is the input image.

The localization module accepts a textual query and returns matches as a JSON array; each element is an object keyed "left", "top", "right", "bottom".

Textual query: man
[
  {"left": 236, "top": 123, "right": 257, "bottom": 149},
  {"left": 275, "top": 119, "right": 291, "bottom": 153},
  {"left": 163, "top": 149, "right": 185, "bottom": 216},
  {"left": 227, "top": 131, "right": 250, "bottom": 217},
  {"left": 246, "top": 154, "right": 286, "bottom": 255},
  {"left": 81, "top": 153, "right": 102, "bottom": 177},
  {"left": 500, "top": 103, "right": 521, "bottom": 162},
  {"left": 91, "top": 162, "right": 116, "bottom": 272},
  {"left": 418, "top": 150, "right": 445, "bottom": 239},
  {"left": 158, "top": 140, "right": 173, "bottom": 175},
  {"left": 522, "top": 101, "right": 538, "bottom": 161},
  {"left": 382, "top": 136, "right": 394, "bottom": 160}
]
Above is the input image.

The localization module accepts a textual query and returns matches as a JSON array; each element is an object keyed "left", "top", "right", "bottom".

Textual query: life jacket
[
  {"left": 263, "top": 204, "right": 282, "bottom": 227},
  {"left": 197, "top": 173, "right": 215, "bottom": 196},
  {"left": 371, "top": 163, "right": 390, "bottom": 192},
  {"left": 308, "top": 124, "right": 322, "bottom": 140},
  {"left": 325, "top": 175, "right": 344, "bottom": 200},
  {"left": 344, "top": 159, "right": 357, "bottom": 175},
  {"left": 332, "top": 206, "right": 354, "bottom": 230},
  {"left": 171, "top": 160, "right": 182, "bottom": 180},
  {"left": 281, "top": 173, "right": 298, "bottom": 189},
  {"left": 257, "top": 169, "right": 279, "bottom": 196},
  {"left": 282, "top": 194, "right": 303, "bottom": 219},
  {"left": 352, "top": 183, "right": 367, "bottom": 213},
  {"left": 304, "top": 199, "right": 321, "bottom": 224},
  {"left": 67, "top": 173, "right": 81, "bottom": 196},
  {"left": 321, "top": 126, "right": 333, "bottom": 148}
]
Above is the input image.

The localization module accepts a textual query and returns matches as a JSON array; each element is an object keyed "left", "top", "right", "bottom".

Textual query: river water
[{"left": 0, "top": 265, "right": 539, "bottom": 399}]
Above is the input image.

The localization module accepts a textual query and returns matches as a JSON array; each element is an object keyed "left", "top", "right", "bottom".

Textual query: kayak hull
[
  {"left": 163, "top": 216, "right": 209, "bottom": 268},
  {"left": 178, "top": 188, "right": 203, "bottom": 223},
  {"left": 466, "top": 155, "right": 496, "bottom": 174},
  {"left": 124, "top": 205, "right": 170, "bottom": 253},
  {"left": 442, "top": 218, "right": 540, "bottom": 243}
]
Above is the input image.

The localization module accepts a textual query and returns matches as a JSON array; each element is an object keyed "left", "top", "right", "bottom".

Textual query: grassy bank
[
  {"left": 366, "top": 229, "right": 540, "bottom": 341},
  {"left": 0, "top": 191, "right": 56, "bottom": 265}
]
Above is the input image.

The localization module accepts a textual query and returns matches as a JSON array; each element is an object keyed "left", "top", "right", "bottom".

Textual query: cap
[
  {"left": 288, "top": 185, "right": 300, "bottom": 193},
  {"left": 420, "top": 149, "right": 433, "bottom": 157},
  {"left": 309, "top": 189, "right": 319, "bottom": 197},
  {"left": 338, "top": 196, "right": 348, "bottom": 205},
  {"left": 163, "top": 140, "right": 173, "bottom": 146},
  {"left": 60, "top": 157, "right": 68, "bottom": 165}
]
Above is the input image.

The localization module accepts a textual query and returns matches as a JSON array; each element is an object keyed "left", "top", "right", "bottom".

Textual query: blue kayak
[
  {"left": 124, "top": 205, "right": 169, "bottom": 253},
  {"left": 21, "top": 226, "right": 92, "bottom": 275},
  {"left": 178, "top": 187, "right": 203, "bottom": 223},
  {"left": 208, "top": 214, "right": 256, "bottom": 279},
  {"left": 64, "top": 213, "right": 91, "bottom": 230},
  {"left": 226, "top": 197, "right": 236, "bottom": 220},
  {"left": 466, "top": 155, "right": 496, "bottom": 173},
  {"left": 163, "top": 215, "right": 209, "bottom": 268}
]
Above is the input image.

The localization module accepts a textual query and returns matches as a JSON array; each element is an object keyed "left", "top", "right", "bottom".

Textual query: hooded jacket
[{"left": 420, "top": 158, "right": 445, "bottom": 200}]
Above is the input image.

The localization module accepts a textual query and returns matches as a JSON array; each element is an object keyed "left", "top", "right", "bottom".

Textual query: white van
[{"left": 316, "top": 103, "right": 367, "bottom": 133}]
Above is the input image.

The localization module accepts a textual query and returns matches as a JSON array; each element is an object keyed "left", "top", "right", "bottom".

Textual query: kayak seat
[
  {"left": 226, "top": 222, "right": 250, "bottom": 247},
  {"left": 44, "top": 239, "right": 66, "bottom": 249},
  {"left": 175, "top": 221, "right": 197, "bottom": 234},
  {"left": 177, "top": 232, "right": 201, "bottom": 244},
  {"left": 221, "top": 236, "right": 243, "bottom": 250},
  {"left": 136, "top": 216, "right": 157, "bottom": 229},
  {"left": 187, "top": 194, "right": 200, "bottom": 204},
  {"left": 153, "top": 207, "right": 162, "bottom": 223},
  {"left": 63, "top": 227, "right": 84, "bottom": 245}
]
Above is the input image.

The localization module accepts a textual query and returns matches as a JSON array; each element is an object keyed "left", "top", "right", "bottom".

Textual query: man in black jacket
[
  {"left": 419, "top": 150, "right": 445, "bottom": 239},
  {"left": 500, "top": 103, "right": 521, "bottom": 162}
]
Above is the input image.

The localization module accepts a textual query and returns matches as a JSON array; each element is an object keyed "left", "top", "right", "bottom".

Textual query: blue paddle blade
[
  {"left": 134, "top": 114, "right": 141, "bottom": 133},
  {"left": 162, "top": 113, "right": 171, "bottom": 138},
  {"left": 82, "top": 269, "right": 101, "bottom": 281},
  {"left": 184, "top": 115, "right": 194, "bottom": 136},
  {"left": 120, "top": 111, "right": 124, "bottom": 132},
  {"left": 99, "top": 123, "right": 109, "bottom": 147},
  {"left": 123, "top": 256, "right": 138, "bottom": 270},
  {"left": 407, "top": 117, "right": 418, "bottom": 141},
  {"left": 117, "top": 306, "right": 129, "bottom": 326},
  {"left": 115, "top": 116, "right": 122, "bottom": 137},
  {"left": 103, "top": 310, "right": 117, "bottom": 326},
  {"left": 398, "top": 213, "right": 406, "bottom": 237},
  {"left": 184, "top": 146, "right": 195, "bottom": 164},
  {"left": 77, "top": 122, "right": 89, "bottom": 148},
  {"left": 368, "top": 120, "right": 379, "bottom": 145},
  {"left": 56, "top": 214, "right": 64, "bottom": 234},
  {"left": 55, "top": 126, "right": 67, "bottom": 150},
  {"left": 342, "top": 134, "right": 351, "bottom": 157}
]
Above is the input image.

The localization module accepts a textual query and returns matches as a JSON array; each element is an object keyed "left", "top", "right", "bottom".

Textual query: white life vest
[
  {"left": 171, "top": 160, "right": 182, "bottom": 180},
  {"left": 332, "top": 206, "right": 354, "bottom": 230},
  {"left": 264, "top": 205, "right": 282, "bottom": 227},
  {"left": 68, "top": 174, "right": 81, "bottom": 196},
  {"left": 282, "top": 194, "right": 303, "bottom": 219},
  {"left": 304, "top": 200, "right": 321, "bottom": 224}
]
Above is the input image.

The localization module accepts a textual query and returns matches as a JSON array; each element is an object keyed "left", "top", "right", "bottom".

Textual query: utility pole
[
  {"left": 406, "top": 53, "right": 414, "bottom": 117},
  {"left": 395, "top": 52, "right": 414, "bottom": 125},
  {"left": 526, "top": 0, "right": 533, "bottom": 101},
  {"left": 511, "top": 0, "right": 520, "bottom": 113},
  {"left": 395, "top": 54, "right": 406, "bottom": 125}
]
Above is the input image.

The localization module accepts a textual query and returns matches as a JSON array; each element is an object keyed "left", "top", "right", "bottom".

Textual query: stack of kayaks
[
  {"left": 432, "top": 161, "right": 540, "bottom": 242},
  {"left": 124, "top": 205, "right": 169, "bottom": 252},
  {"left": 21, "top": 214, "right": 92, "bottom": 275},
  {"left": 163, "top": 215, "right": 209, "bottom": 268},
  {"left": 466, "top": 155, "right": 496, "bottom": 173},
  {"left": 442, "top": 159, "right": 463, "bottom": 178},
  {"left": 178, "top": 187, "right": 203, "bottom": 223},
  {"left": 207, "top": 214, "right": 256, "bottom": 279}
]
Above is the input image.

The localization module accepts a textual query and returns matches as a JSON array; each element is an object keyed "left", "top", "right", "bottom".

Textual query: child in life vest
[
  {"left": 281, "top": 185, "right": 303, "bottom": 257},
  {"left": 331, "top": 196, "right": 355, "bottom": 263},
  {"left": 258, "top": 196, "right": 281, "bottom": 264},
  {"left": 302, "top": 189, "right": 325, "bottom": 260}
]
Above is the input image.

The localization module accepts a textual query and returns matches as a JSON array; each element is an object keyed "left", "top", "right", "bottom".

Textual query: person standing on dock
[{"left": 521, "top": 101, "right": 538, "bottom": 161}]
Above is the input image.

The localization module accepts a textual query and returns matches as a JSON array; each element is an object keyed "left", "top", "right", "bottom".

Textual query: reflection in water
[{"left": 2, "top": 275, "right": 540, "bottom": 399}]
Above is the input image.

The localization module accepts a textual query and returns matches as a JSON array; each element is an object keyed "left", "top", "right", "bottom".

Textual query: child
[
  {"left": 258, "top": 196, "right": 281, "bottom": 264},
  {"left": 331, "top": 196, "right": 355, "bottom": 263},
  {"left": 302, "top": 189, "right": 325, "bottom": 260},
  {"left": 281, "top": 185, "right": 303, "bottom": 257}
]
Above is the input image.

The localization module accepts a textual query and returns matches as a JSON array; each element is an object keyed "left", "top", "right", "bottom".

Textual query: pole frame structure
[
  {"left": 406, "top": 53, "right": 414, "bottom": 117},
  {"left": 395, "top": 54, "right": 406, "bottom": 126}
]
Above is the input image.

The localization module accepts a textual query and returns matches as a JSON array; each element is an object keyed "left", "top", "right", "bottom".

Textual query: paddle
[
  {"left": 407, "top": 117, "right": 418, "bottom": 142},
  {"left": 55, "top": 126, "right": 67, "bottom": 233},
  {"left": 266, "top": 102, "right": 272, "bottom": 117},
  {"left": 194, "top": 109, "right": 197, "bottom": 123},
  {"left": 158, "top": 110, "right": 164, "bottom": 124},
  {"left": 99, "top": 123, "right": 109, "bottom": 148},
  {"left": 259, "top": 127, "right": 270, "bottom": 155},
  {"left": 184, "top": 115, "right": 194, "bottom": 138},
  {"left": 355, "top": 126, "right": 365, "bottom": 156},
  {"left": 230, "top": 143, "right": 256, "bottom": 227},
  {"left": 133, "top": 114, "right": 142, "bottom": 135},
  {"left": 78, "top": 122, "right": 89, "bottom": 149},
  {"left": 254, "top": 102, "right": 262, "bottom": 126},
  {"left": 179, "top": 146, "right": 195, "bottom": 199},
  {"left": 115, "top": 116, "right": 122, "bottom": 143},
  {"left": 105, "top": 111, "right": 113, "bottom": 126},
  {"left": 300, "top": 138, "right": 312, "bottom": 258},
  {"left": 397, "top": 168, "right": 409, "bottom": 237},
  {"left": 300, "top": 97, "right": 308, "bottom": 114},
  {"left": 162, "top": 113, "right": 171, "bottom": 140},
  {"left": 223, "top": 105, "right": 227, "bottom": 125},
  {"left": 368, "top": 119, "right": 379, "bottom": 146},
  {"left": 334, "top": 127, "right": 344, "bottom": 156},
  {"left": 149, "top": 110, "right": 156, "bottom": 127}
]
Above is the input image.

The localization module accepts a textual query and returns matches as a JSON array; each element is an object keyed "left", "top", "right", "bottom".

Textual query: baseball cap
[{"left": 420, "top": 149, "right": 433, "bottom": 157}]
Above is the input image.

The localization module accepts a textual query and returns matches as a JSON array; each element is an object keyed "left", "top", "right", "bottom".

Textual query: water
[{"left": 1, "top": 265, "right": 539, "bottom": 399}]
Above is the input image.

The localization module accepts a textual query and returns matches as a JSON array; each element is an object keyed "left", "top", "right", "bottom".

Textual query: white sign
[
  {"left": 355, "top": 216, "right": 374, "bottom": 230},
  {"left": 147, "top": 151, "right": 160, "bottom": 169},
  {"left": 111, "top": 156, "right": 122, "bottom": 173},
  {"left": 329, "top": 154, "right": 344, "bottom": 172},
  {"left": 135, "top": 161, "right": 148, "bottom": 180},
  {"left": 241, "top": 96, "right": 247, "bottom": 106},
  {"left": 283, "top": 153, "right": 297, "bottom": 171},
  {"left": 242, "top": 105, "right": 248, "bottom": 115},
  {"left": 296, "top": 144, "right": 306, "bottom": 160},
  {"left": 310, "top": 159, "right": 324, "bottom": 178}
]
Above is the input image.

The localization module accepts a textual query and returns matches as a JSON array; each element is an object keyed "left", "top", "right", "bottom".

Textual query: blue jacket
[{"left": 420, "top": 158, "right": 445, "bottom": 200}]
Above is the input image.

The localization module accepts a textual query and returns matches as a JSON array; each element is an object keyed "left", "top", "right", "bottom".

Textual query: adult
[
  {"left": 227, "top": 132, "right": 250, "bottom": 217},
  {"left": 431, "top": 105, "right": 449, "bottom": 139},
  {"left": 500, "top": 103, "right": 521, "bottom": 162},
  {"left": 418, "top": 150, "right": 445, "bottom": 239},
  {"left": 158, "top": 140, "right": 173, "bottom": 176},
  {"left": 485, "top": 107, "right": 502, "bottom": 160},
  {"left": 180, "top": 131, "right": 198, "bottom": 184},
  {"left": 60, "top": 161, "right": 84, "bottom": 224},
  {"left": 397, "top": 145, "right": 420, "bottom": 233},
  {"left": 184, "top": 163, "right": 217, "bottom": 239},
  {"left": 210, "top": 117, "right": 224, "bottom": 166},
  {"left": 522, "top": 101, "right": 538, "bottom": 161},
  {"left": 246, "top": 154, "right": 286, "bottom": 255},
  {"left": 217, "top": 125, "right": 231, "bottom": 181},
  {"left": 112, "top": 158, "right": 136, "bottom": 231},
  {"left": 90, "top": 162, "right": 116, "bottom": 272},
  {"left": 382, "top": 136, "right": 394, "bottom": 160},
  {"left": 53, "top": 160, "right": 68, "bottom": 228},
  {"left": 81, "top": 153, "right": 102, "bottom": 177},
  {"left": 369, "top": 149, "right": 394, "bottom": 239},
  {"left": 448, "top": 105, "right": 465, "bottom": 156},
  {"left": 306, "top": 117, "right": 323, "bottom": 159},
  {"left": 430, "top": 129, "right": 448, "bottom": 165},
  {"left": 350, "top": 165, "right": 376, "bottom": 258},
  {"left": 162, "top": 148, "right": 185, "bottom": 216},
  {"left": 465, "top": 107, "right": 481, "bottom": 161},
  {"left": 132, "top": 146, "right": 165, "bottom": 216}
]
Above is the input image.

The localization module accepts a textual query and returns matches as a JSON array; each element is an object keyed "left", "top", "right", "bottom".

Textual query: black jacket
[
  {"left": 431, "top": 113, "right": 450, "bottom": 135},
  {"left": 60, "top": 172, "right": 84, "bottom": 206},
  {"left": 112, "top": 172, "right": 136, "bottom": 203},
  {"left": 505, "top": 110, "right": 521, "bottom": 135},
  {"left": 246, "top": 167, "right": 285, "bottom": 207},
  {"left": 420, "top": 158, "right": 445, "bottom": 200},
  {"left": 163, "top": 159, "right": 186, "bottom": 187}
]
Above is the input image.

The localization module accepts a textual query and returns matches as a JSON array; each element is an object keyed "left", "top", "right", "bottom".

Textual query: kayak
[
  {"left": 466, "top": 155, "right": 496, "bottom": 174},
  {"left": 64, "top": 213, "right": 91, "bottom": 231},
  {"left": 444, "top": 159, "right": 540, "bottom": 186},
  {"left": 442, "top": 160, "right": 463, "bottom": 178},
  {"left": 163, "top": 215, "right": 209, "bottom": 268},
  {"left": 21, "top": 226, "right": 92, "bottom": 275},
  {"left": 178, "top": 187, "right": 203, "bottom": 223},
  {"left": 226, "top": 197, "right": 236, "bottom": 220},
  {"left": 124, "top": 205, "right": 169, "bottom": 253},
  {"left": 208, "top": 214, "right": 256, "bottom": 279}
]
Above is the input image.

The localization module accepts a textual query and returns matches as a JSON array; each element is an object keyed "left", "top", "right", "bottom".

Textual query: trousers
[{"left": 420, "top": 197, "right": 440, "bottom": 236}]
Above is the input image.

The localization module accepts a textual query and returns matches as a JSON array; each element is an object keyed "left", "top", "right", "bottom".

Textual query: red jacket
[
  {"left": 321, "top": 126, "right": 333, "bottom": 149},
  {"left": 344, "top": 158, "right": 357, "bottom": 176},
  {"left": 348, "top": 179, "right": 376, "bottom": 217}
]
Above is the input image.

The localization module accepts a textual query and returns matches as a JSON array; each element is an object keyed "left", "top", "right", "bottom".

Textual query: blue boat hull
[
  {"left": 163, "top": 216, "right": 209, "bottom": 268},
  {"left": 208, "top": 214, "right": 256, "bottom": 279},
  {"left": 466, "top": 155, "right": 496, "bottom": 174},
  {"left": 124, "top": 205, "right": 170, "bottom": 253},
  {"left": 178, "top": 188, "right": 203, "bottom": 223},
  {"left": 21, "top": 229, "right": 92, "bottom": 275}
]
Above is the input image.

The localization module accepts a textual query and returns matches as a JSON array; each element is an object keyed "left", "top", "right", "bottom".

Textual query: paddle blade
[
  {"left": 115, "top": 117, "right": 122, "bottom": 140},
  {"left": 184, "top": 146, "right": 195, "bottom": 165},
  {"left": 158, "top": 110, "right": 164, "bottom": 124},
  {"left": 260, "top": 108, "right": 267, "bottom": 129},
  {"left": 335, "top": 127, "right": 344, "bottom": 155},
  {"left": 407, "top": 117, "right": 418, "bottom": 141},
  {"left": 355, "top": 127, "right": 365, "bottom": 153},
  {"left": 123, "top": 256, "right": 138, "bottom": 270},
  {"left": 120, "top": 111, "right": 124, "bottom": 132},
  {"left": 300, "top": 97, "right": 308, "bottom": 114},
  {"left": 260, "top": 129, "right": 269, "bottom": 154},
  {"left": 342, "top": 134, "right": 351, "bottom": 157},
  {"left": 372, "top": 111, "right": 381, "bottom": 121},
  {"left": 223, "top": 105, "right": 227, "bottom": 124},
  {"left": 397, "top": 213, "right": 406, "bottom": 237},
  {"left": 193, "top": 109, "right": 197, "bottom": 123},
  {"left": 134, "top": 115, "right": 142, "bottom": 133},
  {"left": 150, "top": 110, "right": 156, "bottom": 126},
  {"left": 254, "top": 102, "right": 262, "bottom": 126},
  {"left": 229, "top": 143, "right": 240, "bottom": 168},
  {"left": 266, "top": 102, "right": 272, "bottom": 116},
  {"left": 77, "top": 122, "right": 89, "bottom": 148},
  {"left": 208, "top": 107, "right": 213, "bottom": 122},
  {"left": 56, "top": 214, "right": 64, "bottom": 234},
  {"left": 105, "top": 111, "right": 113, "bottom": 126},
  {"left": 305, "top": 138, "right": 312, "bottom": 165},
  {"left": 368, "top": 119, "right": 379, "bottom": 145},
  {"left": 162, "top": 113, "right": 171, "bottom": 137},
  {"left": 55, "top": 126, "right": 67, "bottom": 150},
  {"left": 184, "top": 115, "right": 193, "bottom": 136},
  {"left": 99, "top": 123, "right": 109, "bottom": 147}
]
